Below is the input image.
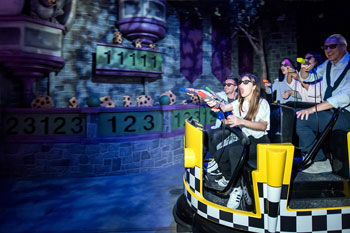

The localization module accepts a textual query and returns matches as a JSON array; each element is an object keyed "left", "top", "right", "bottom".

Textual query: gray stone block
[
  {"left": 23, "top": 154, "right": 35, "bottom": 165},
  {"left": 141, "top": 160, "right": 154, "bottom": 168},
  {"left": 79, "top": 155, "right": 89, "bottom": 164},
  {"left": 141, "top": 151, "right": 151, "bottom": 160},
  {"left": 133, "top": 152, "right": 141, "bottom": 162},
  {"left": 112, "top": 158, "right": 121, "bottom": 171},
  {"left": 123, "top": 162, "right": 140, "bottom": 170},
  {"left": 104, "top": 159, "right": 111, "bottom": 166},
  {"left": 51, "top": 159, "right": 70, "bottom": 167},
  {"left": 155, "top": 159, "right": 167, "bottom": 167},
  {"left": 79, "top": 165, "right": 93, "bottom": 174},
  {"left": 86, "top": 145, "right": 100, "bottom": 156}
]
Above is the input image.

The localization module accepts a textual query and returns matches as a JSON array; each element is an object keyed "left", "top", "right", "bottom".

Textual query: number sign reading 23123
[
  {"left": 96, "top": 45, "right": 162, "bottom": 72},
  {"left": 5, "top": 114, "right": 85, "bottom": 136}
]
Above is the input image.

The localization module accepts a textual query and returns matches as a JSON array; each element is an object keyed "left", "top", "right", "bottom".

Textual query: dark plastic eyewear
[
  {"left": 238, "top": 80, "right": 253, "bottom": 85},
  {"left": 305, "top": 56, "right": 314, "bottom": 60},
  {"left": 223, "top": 83, "right": 237, "bottom": 87},
  {"left": 322, "top": 44, "right": 338, "bottom": 50},
  {"left": 280, "top": 63, "right": 289, "bottom": 67}
]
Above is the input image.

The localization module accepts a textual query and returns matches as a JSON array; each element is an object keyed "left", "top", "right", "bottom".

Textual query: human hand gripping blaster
[{"left": 180, "top": 87, "right": 232, "bottom": 119}]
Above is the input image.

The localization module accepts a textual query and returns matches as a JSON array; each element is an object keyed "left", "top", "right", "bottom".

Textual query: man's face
[
  {"left": 223, "top": 79, "right": 237, "bottom": 95},
  {"left": 323, "top": 37, "right": 347, "bottom": 63}
]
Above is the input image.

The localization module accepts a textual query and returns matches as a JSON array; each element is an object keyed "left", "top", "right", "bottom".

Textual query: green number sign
[
  {"left": 99, "top": 111, "right": 162, "bottom": 136},
  {"left": 5, "top": 114, "right": 86, "bottom": 136},
  {"left": 96, "top": 45, "right": 162, "bottom": 72},
  {"left": 206, "top": 108, "right": 217, "bottom": 125},
  {"left": 171, "top": 107, "right": 216, "bottom": 130}
]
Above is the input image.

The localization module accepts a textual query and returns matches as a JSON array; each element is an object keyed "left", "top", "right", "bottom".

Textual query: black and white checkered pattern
[
  {"left": 184, "top": 166, "right": 350, "bottom": 232},
  {"left": 185, "top": 167, "right": 201, "bottom": 197}
]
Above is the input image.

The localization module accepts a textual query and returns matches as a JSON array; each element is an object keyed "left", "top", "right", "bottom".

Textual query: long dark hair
[
  {"left": 305, "top": 51, "right": 323, "bottom": 67},
  {"left": 278, "top": 58, "right": 296, "bottom": 82},
  {"left": 237, "top": 73, "right": 262, "bottom": 121}
]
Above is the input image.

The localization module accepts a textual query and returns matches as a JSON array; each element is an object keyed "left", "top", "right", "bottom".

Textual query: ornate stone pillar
[
  {"left": 0, "top": 0, "right": 76, "bottom": 107},
  {"left": 116, "top": 0, "right": 168, "bottom": 48}
]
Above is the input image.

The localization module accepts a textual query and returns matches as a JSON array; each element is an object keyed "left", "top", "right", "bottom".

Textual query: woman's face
[
  {"left": 304, "top": 53, "right": 317, "bottom": 66},
  {"left": 239, "top": 76, "right": 256, "bottom": 99},
  {"left": 280, "top": 59, "right": 291, "bottom": 75}
]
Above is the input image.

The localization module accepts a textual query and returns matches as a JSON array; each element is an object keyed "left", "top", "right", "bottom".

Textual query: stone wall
[
  {"left": 1, "top": 135, "right": 184, "bottom": 178},
  {"left": 264, "top": 13, "right": 298, "bottom": 81},
  {"left": 0, "top": 1, "right": 298, "bottom": 178},
  {"left": 0, "top": 1, "right": 298, "bottom": 108},
  {"left": 30, "top": 2, "right": 298, "bottom": 108},
  {"left": 0, "top": 104, "right": 214, "bottom": 178}
]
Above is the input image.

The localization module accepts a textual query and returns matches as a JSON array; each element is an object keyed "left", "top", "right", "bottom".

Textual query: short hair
[
  {"left": 327, "top": 34, "right": 347, "bottom": 46},
  {"left": 225, "top": 76, "right": 238, "bottom": 85}
]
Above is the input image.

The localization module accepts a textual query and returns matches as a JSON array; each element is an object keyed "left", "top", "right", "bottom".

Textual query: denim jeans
[{"left": 296, "top": 109, "right": 350, "bottom": 161}]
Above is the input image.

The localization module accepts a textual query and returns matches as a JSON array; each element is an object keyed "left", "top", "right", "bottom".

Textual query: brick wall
[
  {"left": 0, "top": 1, "right": 298, "bottom": 178},
  {"left": 0, "top": 2, "right": 297, "bottom": 108},
  {"left": 1, "top": 136, "right": 184, "bottom": 178}
]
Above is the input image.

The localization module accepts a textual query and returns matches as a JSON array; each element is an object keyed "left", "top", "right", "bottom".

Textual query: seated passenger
[
  {"left": 205, "top": 73, "right": 270, "bottom": 209},
  {"left": 265, "top": 58, "right": 301, "bottom": 136},
  {"left": 296, "top": 34, "right": 350, "bottom": 174},
  {"left": 284, "top": 51, "right": 323, "bottom": 103},
  {"left": 265, "top": 58, "right": 302, "bottom": 104},
  {"left": 212, "top": 76, "right": 239, "bottom": 129},
  {"left": 206, "top": 77, "right": 239, "bottom": 174}
]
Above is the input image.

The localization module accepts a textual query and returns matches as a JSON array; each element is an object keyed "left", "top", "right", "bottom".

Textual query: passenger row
[{"left": 202, "top": 33, "right": 350, "bottom": 209}]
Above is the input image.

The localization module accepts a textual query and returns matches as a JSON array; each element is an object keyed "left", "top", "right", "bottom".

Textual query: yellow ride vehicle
[{"left": 173, "top": 104, "right": 350, "bottom": 233}]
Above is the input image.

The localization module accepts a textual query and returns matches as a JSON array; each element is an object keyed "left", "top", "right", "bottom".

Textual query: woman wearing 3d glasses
[
  {"left": 205, "top": 73, "right": 270, "bottom": 210},
  {"left": 285, "top": 51, "right": 323, "bottom": 103}
]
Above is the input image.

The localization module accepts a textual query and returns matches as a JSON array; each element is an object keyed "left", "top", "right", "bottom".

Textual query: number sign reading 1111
[{"left": 96, "top": 44, "right": 162, "bottom": 72}]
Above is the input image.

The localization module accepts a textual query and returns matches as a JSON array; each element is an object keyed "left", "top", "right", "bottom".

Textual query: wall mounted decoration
[{"left": 180, "top": 12, "right": 203, "bottom": 84}]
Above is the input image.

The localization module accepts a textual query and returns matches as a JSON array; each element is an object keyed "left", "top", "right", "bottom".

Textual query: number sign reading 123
[
  {"left": 99, "top": 111, "right": 162, "bottom": 136},
  {"left": 96, "top": 45, "right": 162, "bottom": 72},
  {"left": 5, "top": 114, "right": 86, "bottom": 136}
]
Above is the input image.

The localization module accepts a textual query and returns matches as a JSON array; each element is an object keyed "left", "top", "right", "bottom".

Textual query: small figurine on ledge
[
  {"left": 190, "top": 95, "right": 201, "bottom": 104},
  {"left": 133, "top": 39, "right": 142, "bottom": 48},
  {"left": 182, "top": 94, "right": 201, "bottom": 105},
  {"left": 123, "top": 96, "right": 132, "bottom": 107},
  {"left": 31, "top": 95, "right": 54, "bottom": 108},
  {"left": 68, "top": 97, "right": 78, "bottom": 108},
  {"left": 149, "top": 43, "right": 156, "bottom": 50},
  {"left": 30, "top": 0, "right": 64, "bottom": 23},
  {"left": 136, "top": 95, "right": 153, "bottom": 106},
  {"left": 112, "top": 31, "right": 123, "bottom": 44},
  {"left": 100, "top": 96, "right": 115, "bottom": 108},
  {"left": 160, "top": 90, "right": 176, "bottom": 105}
]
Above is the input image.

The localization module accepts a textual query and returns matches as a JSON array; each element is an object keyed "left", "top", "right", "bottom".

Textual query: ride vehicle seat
[{"left": 329, "top": 129, "right": 350, "bottom": 179}]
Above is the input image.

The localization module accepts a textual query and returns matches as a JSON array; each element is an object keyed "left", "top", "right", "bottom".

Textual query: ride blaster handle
[
  {"left": 205, "top": 87, "right": 225, "bottom": 103},
  {"left": 217, "top": 109, "right": 233, "bottom": 120},
  {"left": 180, "top": 87, "right": 195, "bottom": 94},
  {"left": 197, "top": 91, "right": 221, "bottom": 109},
  {"left": 204, "top": 87, "right": 232, "bottom": 119}
]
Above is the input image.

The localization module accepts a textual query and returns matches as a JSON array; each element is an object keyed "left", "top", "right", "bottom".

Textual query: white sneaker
[
  {"left": 207, "top": 160, "right": 218, "bottom": 172},
  {"left": 227, "top": 187, "right": 242, "bottom": 209},
  {"left": 215, "top": 176, "right": 228, "bottom": 187},
  {"left": 242, "top": 185, "right": 252, "bottom": 206},
  {"left": 209, "top": 169, "right": 222, "bottom": 176},
  {"left": 207, "top": 160, "right": 222, "bottom": 175},
  {"left": 301, "top": 159, "right": 332, "bottom": 174}
]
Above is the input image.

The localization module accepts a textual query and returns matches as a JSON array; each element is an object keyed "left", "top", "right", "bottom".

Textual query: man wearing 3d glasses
[{"left": 296, "top": 34, "right": 350, "bottom": 174}]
